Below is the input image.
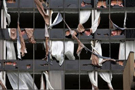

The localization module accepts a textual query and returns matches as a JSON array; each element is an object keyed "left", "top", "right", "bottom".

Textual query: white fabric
[
  {"left": 6, "top": 31, "right": 37, "bottom": 90},
  {"left": 45, "top": 9, "right": 50, "bottom": 37},
  {"left": 99, "top": 72, "right": 113, "bottom": 89},
  {"left": 80, "top": 10, "right": 91, "bottom": 24},
  {"left": 119, "top": 41, "right": 135, "bottom": 60},
  {"left": 40, "top": 72, "right": 54, "bottom": 90},
  {"left": 45, "top": 24, "right": 49, "bottom": 37},
  {"left": 50, "top": 41, "right": 75, "bottom": 65},
  {"left": 6, "top": 41, "right": 16, "bottom": 60},
  {"left": 17, "top": 30, "right": 21, "bottom": 59},
  {"left": 40, "top": 74, "right": 45, "bottom": 90},
  {"left": 3, "top": 0, "right": 11, "bottom": 26},
  {"left": 124, "top": 11, "right": 127, "bottom": 28},
  {"left": 65, "top": 41, "right": 75, "bottom": 60},
  {"left": 0, "top": 8, "right": 7, "bottom": 89},
  {"left": 7, "top": 72, "right": 37, "bottom": 90},
  {"left": 51, "top": 41, "right": 64, "bottom": 66},
  {"left": 6, "top": 41, "right": 37, "bottom": 90},
  {"left": 89, "top": 41, "right": 114, "bottom": 89},
  {"left": 0, "top": 72, "right": 6, "bottom": 89},
  {"left": 88, "top": 71, "right": 114, "bottom": 90},
  {"left": 90, "top": 11, "right": 100, "bottom": 33},
  {"left": 0, "top": 40, "right": 6, "bottom": 90},
  {"left": 16, "top": 27, "right": 27, "bottom": 59},
  {"left": 91, "top": 41, "right": 102, "bottom": 66},
  {"left": 49, "top": 12, "right": 63, "bottom": 28},
  {"left": 44, "top": 72, "right": 54, "bottom": 90},
  {"left": 1, "top": 9, "right": 7, "bottom": 29},
  {"left": 88, "top": 71, "right": 97, "bottom": 87}
]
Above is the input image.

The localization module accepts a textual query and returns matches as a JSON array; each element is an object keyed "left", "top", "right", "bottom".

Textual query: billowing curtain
[
  {"left": 6, "top": 30, "right": 37, "bottom": 90},
  {"left": 0, "top": 1, "right": 8, "bottom": 88},
  {"left": 90, "top": 11, "right": 100, "bottom": 33},
  {"left": 16, "top": 29, "right": 21, "bottom": 59},
  {"left": 65, "top": 41, "right": 75, "bottom": 60},
  {"left": 45, "top": 24, "right": 49, "bottom": 37},
  {"left": 3, "top": 0, "right": 10, "bottom": 26},
  {"left": 40, "top": 72, "right": 54, "bottom": 90},
  {"left": 91, "top": 41, "right": 102, "bottom": 66},
  {"left": 99, "top": 72, "right": 113, "bottom": 89},
  {"left": 80, "top": 10, "right": 91, "bottom": 24},
  {"left": 40, "top": 74, "right": 45, "bottom": 89},
  {"left": 119, "top": 41, "right": 135, "bottom": 60},
  {"left": 7, "top": 72, "right": 37, "bottom": 90},
  {"left": 51, "top": 41, "right": 64, "bottom": 66},
  {"left": 89, "top": 41, "right": 114, "bottom": 90},
  {"left": 88, "top": 71, "right": 98, "bottom": 88},
  {"left": 49, "top": 41, "right": 75, "bottom": 66},
  {"left": 49, "top": 12, "right": 63, "bottom": 28}
]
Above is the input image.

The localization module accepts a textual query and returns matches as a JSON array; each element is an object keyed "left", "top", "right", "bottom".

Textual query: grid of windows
[{"left": 0, "top": 0, "right": 135, "bottom": 89}]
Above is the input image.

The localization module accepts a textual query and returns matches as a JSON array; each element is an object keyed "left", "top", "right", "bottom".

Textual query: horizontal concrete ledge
[
  {"left": 1, "top": 29, "right": 135, "bottom": 41},
  {"left": 0, "top": 60, "right": 124, "bottom": 71}
]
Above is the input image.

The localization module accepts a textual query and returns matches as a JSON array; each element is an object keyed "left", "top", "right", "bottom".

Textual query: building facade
[{"left": 0, "top": 0, "right": 135, "bottom": 90}]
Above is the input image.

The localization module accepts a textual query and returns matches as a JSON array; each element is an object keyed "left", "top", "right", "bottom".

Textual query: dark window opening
[
  {"left": 111, "top": 43, "right": 119, "bottom": 59},
  {"left": 65, "top": 74, "right": 79, "bottom": 89},
  {"left": 98, "top": 14, "right": 109, "bottom": 29},
  {"left": 126, "top": 13, "right": 135, "bottom": 28},
  {"left": 80, "top": 75, "right": 92, "bottom": 89},
  {"left": 111, "top": 13, "right": 124, "bottom": 28},
  {"left": 101, "top": 43, "right": 109, "bottom": 57},
  {"left": 65, "top": 13, "right": 79, "bottom": 28},
  {"left": 126, "top": 0, "right": 135, "bottom": 7},
  {"left": 35, "top": 43, "right": 45, "bottom": 59},
  {"left": 35, "top": 13, "right": 45, "bottom": 28}
]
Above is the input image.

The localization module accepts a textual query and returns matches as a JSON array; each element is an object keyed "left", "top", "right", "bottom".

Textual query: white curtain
[
  {"left": 90, "top": 11, "right": 100, "bottom": 33},
  {"left": 49, "top": 12, "right": 63, "bottom": 28},
  {"left": 88, "top": 71, "right": 114, "bottom": 90},
  {"left": 7, "top": 72, "right": 37, "bottom": 90},
  {"left": 50, "top": 41, "right": 75, "bottom": 66},
  {"left": 91, "top": 41, "right": 103, "bottom": 66},
  {"left": 51, "top": 41, "right": 64, "bottom": 66},
  {"left": 44, "top": 72, "right": 54, "bottom": 90},
  {"left": 40, "top": 74, "right": 45, "bottom": 90},
  {"left": 99, "top": 72, "right": 113, "bottom": 89},
  {"left": 80, "top": 10, "right": 91, "bottom": 24},
  {"left": 40, "top": 72, "right": 54, "bottom": 90},
  {"left": 88, "top": 71, "right": 98, "bottom": 88},
  {"left": 119, "top": 41, "right": 135, "bottom": 60},
  {"left": 1, "top": 9, "right": 6, "bottom": 28},
  {"left": 65, "top": 41, "right": 75, "bottom": 60},
  {"left": 16, "top": 29, "right": 22, "bottom": 59},
  {"left": 45, "top": 24, "right": 49, "bottom": 37},
  {"left": 0, "top": 71, "right": 6, "bottom": 89},
  {"left": 0, "top": 2, "right": 8, "bottom": 88},
  {"left": 6, "top": 30, "right": 37, "bottom": 90},
  {"left": 0, "top": 32, "right": 6, "bottom": 89},
  {"left": 89, "top": 41, "right": 114, "bottom": 89},
  {"left": 3, "top": 0, "right": 11, "bottom": 26}
]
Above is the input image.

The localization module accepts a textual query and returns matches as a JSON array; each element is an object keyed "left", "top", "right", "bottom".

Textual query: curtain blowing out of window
[{"left": 6, "top": 29, "right": 37, "bottom": 90}]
